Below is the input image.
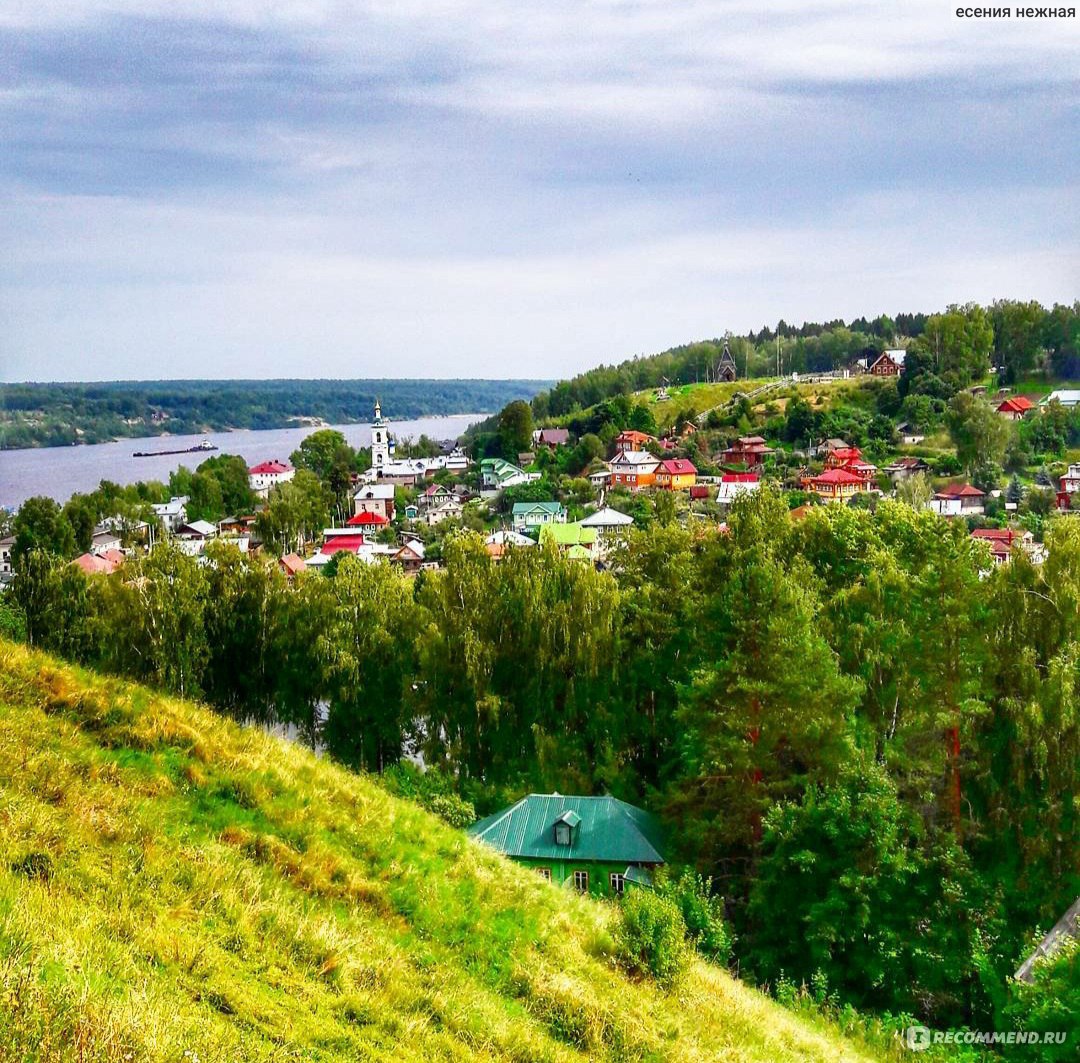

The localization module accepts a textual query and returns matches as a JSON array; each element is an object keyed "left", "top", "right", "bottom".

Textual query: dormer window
[{"left": 552, "top": 810, "right": 581, "bottom": 847}]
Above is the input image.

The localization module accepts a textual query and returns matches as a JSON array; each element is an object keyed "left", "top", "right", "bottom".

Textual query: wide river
[{"left": 0, "top": 414, "right": 484, "bottom": 508}]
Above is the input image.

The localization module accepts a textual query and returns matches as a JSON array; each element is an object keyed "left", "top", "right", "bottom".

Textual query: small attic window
[{"left": 553, "top": 810, "right": 581, "bottom": 847}]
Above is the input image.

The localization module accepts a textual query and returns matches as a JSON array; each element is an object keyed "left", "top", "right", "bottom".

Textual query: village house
[
  {"left": 539, "top": 522, "right": 598, "bottom": 561},
  {"left": 376, "top": 459, "right": 431, "bottom": 487},
  {"left": 151, "top": 496, "right": 188, "bottom": 534},
  {"left": 613, "top": 429, "right": 656, "bottom": 455},
  {"left": 1060, "top": 464, "right": 1080, "bottom": 495},
  {"left": 720, "top": 435, "right": 774, "bottom": 469},
  {"left": 248, "top": 460, "right": 295, "bottom": 498},
  {"left": 884, "top": 456, "right": 931, "bottom": 482},
  {"left": 480, "top": 458, "right": 538, "bottom": 491},
  {"left": 278, "top": 553, "right": 307, "bottom": 580},
  {"left": 929, "top": 483, "right": 986, "bottom": 517},
  {"left": 390, "top": 538, "right": 426, "bottom": 573},
  {"left": 609, "top": 449, "right": 660, "bottom": 490},
  {"left": 90, "top": 529, "right": 122, "bottom": 557},
  {"left": 345, "top": 511, "right": 390, "bottom": 531},
  {"left": 174, "top": 520, "right": 218, "bottom": 556},
  {"left": 579, "top": 507, "right": 634, "bottom": 535},
  {"left": 1042, "top": 390, "right": 1080, "bottom": 408},
  {"left": 444, "top": 447, "right": 470, "bottom": 473},
  {"left": 218, "top": 514, "right": 258, "bottom": 538},
  {"left": 997, "top": 396, "right": 1035, "bottom": 420},
  {"left": 971, "top": 527, "right": 1043, "bottom": 566},
  {"left": 72, "top": 551, "right": 124, "bottom": 576},
  {"left": 579, "top": 507, "right": 633, "bottom": 558},
  {"left": 353, "top": 483, "right": 396, "bottom": 521},
  {"left": 512, "top": 501, "right": 567, "bottom": 535},
  {"left": 425, "top": 498, "right": 464, "bottom": 526},
  {"left": 716, "top": 472, "right": 760, "bottom": 504},
  {"left": 807, "top": 467, "right": 870, "bottom": 503},
  {"left": 868, "top": 349, "right": 906, "bottom": 376},
  {"left": 895, "top": 422, "right": 926, "bottom": 445},
  {"left": 485, "top": 529, "right": 535, "bottom": 560},
  {"left": 533, "top": 428, "right": 570, "bottom": 449},
  {"left": 403, "top": 503, "right": 419, "bottom": 522},
  {"left": 468, "top": 794, "right": 665, "bottom": 898},
  {"left": 419, "top": 483, "right": 453, "bottom": 509},
  {"left": 654, "top": 458, "right": 698, "bottom": 491}
]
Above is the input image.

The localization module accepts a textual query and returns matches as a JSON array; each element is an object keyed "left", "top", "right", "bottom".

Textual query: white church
[{"left": 363, "top": 400, "right": 471, "bottom": 484}]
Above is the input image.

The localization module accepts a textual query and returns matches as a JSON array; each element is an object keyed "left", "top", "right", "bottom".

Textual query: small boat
[{"left": 133, "top": 440, "right": 219, "bottom": 458}]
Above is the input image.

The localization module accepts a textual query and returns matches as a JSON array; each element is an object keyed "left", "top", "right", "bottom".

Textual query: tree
[
  {"left": 11, "top": 496, "right": 76, "bottom": 567},
  {"left": 673, "top": 542, "right": 861, "bottom": 865},
  {"left": 923, "top": 303, "right": 994, "bottom": 386},
  {"left": 255, "top": 470, "right": 332, "bottom": 555},
  {"left": 94, "top": 542, "right": 209, "bottom": 698},
  {"left": 498, "top": 400, "right": 534, "bottom": 460},
  {"left": 62, "top": 495, "right": 97, "bottom": 554},
  {"left": 990, "top": 299, "right": 1045, "bottom": 383},
  {"left": 946, "top": 391, "right": 1012, "bottom": 475},
  {"left": 291, "top": 430, "right": 354, "bottom": 481},
  {"left": 749, "top": 762, "right": 924, "bottom": 1007},
  {"left": 320, "top": 557, "right": 424, "bottom": 772}
]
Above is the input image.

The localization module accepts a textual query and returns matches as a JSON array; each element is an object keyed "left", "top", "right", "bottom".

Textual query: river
[{"left": 0, "top": 414, "right": 485, "bottom": 508}]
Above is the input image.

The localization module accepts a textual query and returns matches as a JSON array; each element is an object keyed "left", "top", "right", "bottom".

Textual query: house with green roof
[
  {"left": 480, "top": 458, "right": 538, "bottom": 491},
  {"left": 468, "top": 794, "right": 665, "bottom": 897},
  {"left": 538, "top": 521, "right": 597, "bottom": 560},
  {"left": 511, "top": 500, "right": 567, "bottom": 535}
]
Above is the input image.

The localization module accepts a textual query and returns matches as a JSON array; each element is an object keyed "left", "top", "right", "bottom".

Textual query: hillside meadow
[{"left": 0, "top": 639, "right": 891, "bottom": 1063}]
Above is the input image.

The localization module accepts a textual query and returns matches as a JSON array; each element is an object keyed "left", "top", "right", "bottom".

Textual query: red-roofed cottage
[
  {"left": 807, "top": 467, "right": 870, "bottom": 503},
  {"left": 930, "top": 483, "right": 985, "bottom": 517},
  {"left": 248, "top": 459, "right": 295, "bottom": 497},
  {"left": 996, "top": 396, "right": 1035, "bottom": 420},
  {"left": 655, "top": 458, "right": 698, "bottom": 490}
]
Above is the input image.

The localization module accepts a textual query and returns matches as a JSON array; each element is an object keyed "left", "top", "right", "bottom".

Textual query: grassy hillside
[{"left": 0, "top": 640, "right": 888, "bottom": 1063}]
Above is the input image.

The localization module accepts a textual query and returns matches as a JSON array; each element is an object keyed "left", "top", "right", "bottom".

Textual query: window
[
  {"left": 535, "top": 867, "right": 551, "bottom": 881},
  {"left": 573, "top": 870, "right": 589, "bottom": 892},
  {"left": 554, "top": 823, "right": 571, "bottom": 846},
  {"left": 609, "top": 873, "right": 625, "bottom": 895}
]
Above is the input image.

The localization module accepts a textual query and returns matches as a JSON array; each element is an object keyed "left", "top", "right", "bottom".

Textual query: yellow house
[{"left": 655, "top": 459, "right": 697, "bottom": 491}]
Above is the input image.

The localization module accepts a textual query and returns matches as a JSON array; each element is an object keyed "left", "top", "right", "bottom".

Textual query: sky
[{"left": 0, "top": 1, "right": 1077, "bottom": 382}]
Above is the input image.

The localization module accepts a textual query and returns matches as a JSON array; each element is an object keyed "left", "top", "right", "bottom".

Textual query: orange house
[
  {"left": 610, "top": 450, "right": 659, "bottom": 490},
  {"left": 655, "top": 458, "right": 698, "bottom": 490}
]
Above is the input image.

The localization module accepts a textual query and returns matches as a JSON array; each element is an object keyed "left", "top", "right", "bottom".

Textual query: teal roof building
[{"left": 468, "top": 794, "right": 664, "bottom": 896}]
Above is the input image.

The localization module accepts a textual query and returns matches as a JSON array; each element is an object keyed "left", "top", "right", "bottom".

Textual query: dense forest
[
  {"left": 0, "top": 378, "right": 549, "bottom": 450},
  {"left": 5, "top": 493, "right": 1078, "bottom": 1050}
]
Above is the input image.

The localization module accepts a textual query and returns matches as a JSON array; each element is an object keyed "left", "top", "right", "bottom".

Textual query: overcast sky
[{"left": 0, "top": 1, "right": 1077, "bottom": 382}]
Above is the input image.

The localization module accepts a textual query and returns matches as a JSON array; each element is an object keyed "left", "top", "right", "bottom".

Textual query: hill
[{"left": 0, "top": 639, "right": 886, "bottom": 1063}]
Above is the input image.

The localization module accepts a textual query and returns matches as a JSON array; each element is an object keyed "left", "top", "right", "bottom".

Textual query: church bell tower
[{"left": 371, "top": 399, "right": 390, "bottom": 470}]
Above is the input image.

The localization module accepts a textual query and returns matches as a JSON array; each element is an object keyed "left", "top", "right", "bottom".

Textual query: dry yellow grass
[{"left": 0, "top": 640, "right": 890, "bottom": 1062}]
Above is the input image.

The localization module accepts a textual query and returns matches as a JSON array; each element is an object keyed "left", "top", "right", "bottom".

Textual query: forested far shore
[{"left": 0, "top": 378, "right": 550, "bottom": 450}]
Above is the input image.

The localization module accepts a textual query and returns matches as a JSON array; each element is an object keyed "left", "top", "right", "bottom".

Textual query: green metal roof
[
  {"left": 468, "top": 794, "right": 665, "bottom": 865},
  {"left": 538, "top": 522, "right": 597, "bottom": 546},
  {"left": 511, "top": 501, "right": 564, "bottom": 516}
]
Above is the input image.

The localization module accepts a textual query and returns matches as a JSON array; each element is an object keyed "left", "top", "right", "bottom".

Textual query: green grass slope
[{"left": 0, "top": 640, "right": 886, "bottom": 1063}]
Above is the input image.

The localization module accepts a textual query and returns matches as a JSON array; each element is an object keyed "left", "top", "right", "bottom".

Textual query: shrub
[
  {"left": 657, "top": 869, "right": 734, "bottom": 965},
  {"left": 1000, "top": 939, "right": 1079, "bottom": 1063},
  {"left": 615, "top": 889, "right": 689, "bottom": 987}
]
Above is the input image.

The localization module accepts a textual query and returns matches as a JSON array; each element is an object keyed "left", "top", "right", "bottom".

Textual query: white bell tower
[{"left": 371, "top": 399, "right": 390, "bottom": 470}]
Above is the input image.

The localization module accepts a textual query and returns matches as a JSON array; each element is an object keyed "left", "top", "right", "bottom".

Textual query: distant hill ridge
[
  {"left": 0, "top": 378, "right": 552, "bottom": 450},
  {"left": 0, "top": 639, "right": 882, "bottom": 1062}
]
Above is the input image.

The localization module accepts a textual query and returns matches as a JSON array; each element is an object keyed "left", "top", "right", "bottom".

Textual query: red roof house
[
  {"left": 346, "top": 511, "right": 389, "bottom": 527},
  {"left": 807, "top": 467, "right": 869, "bottom": 503},
  {"left": 971, "top": 528, "right": 1034, "bottom": 564},
  {"left": 930, "top": 483, "right": 986, "bottom": 516},
  {"left": 655, "top": 459, "right": 698, "bottom": 490},
  {"left": 997, "top": 396, "right": 1035, "bottom": 420}
]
